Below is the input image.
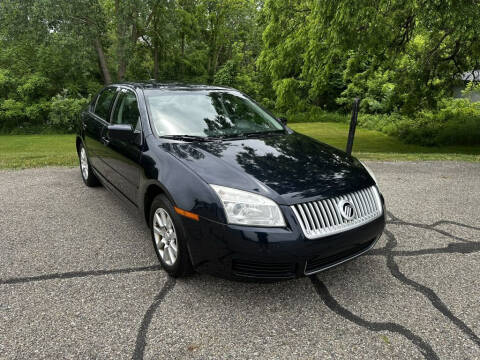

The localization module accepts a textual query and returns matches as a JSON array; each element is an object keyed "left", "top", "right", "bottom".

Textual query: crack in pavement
[
  {"left": 387, "top": 212, "right": 479, "bottom": 243},
  {"left": 1, "top": 210, "right": 479, "bottom": 358},
  {"left": 311, "top": 210, "right": 480, "bottom": 359},
  {"left": 382, "top": 227, "right": 480, "bottom": 348},
  {"left": 310, "top": 276, "right": 439, "bottom": 360},
  {"left": 131, "top": 277, "right": 176, "bottom": 360},
  {"left": 370, "top": 213, "right": 480, "bottom": 257},
  {"left": 369, "top": 241, "right": 480, "bottom": 257},
  {"left": 0, "top": 265, "right": 162, "bottom": 285}
]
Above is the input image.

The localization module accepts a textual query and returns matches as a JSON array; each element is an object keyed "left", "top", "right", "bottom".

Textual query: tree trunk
[
  {"left": 115, "top": 0, "right": 126, "bottom": 81},
  {"left": 118, "top": 60, "right": 127, "bottom": 81},
  {"left": 94, "top": 38, "right": 112, "bottom": 84},
  {"left": 181, "top": 33, "right": 185, "bottom": 58},
  {"left": 118, "top": 18, "right": 138, "bottom": 81},
  {"left": 153, "top": 41, "right": 159, "bottom": 80},
  {"left": 213, "top": 45, "right": 222, "bottom": 75},
  {"left": 180, "top": 33, "right": 185, "bottom": 77}
]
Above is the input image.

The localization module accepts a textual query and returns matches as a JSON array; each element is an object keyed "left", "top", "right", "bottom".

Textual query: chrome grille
[{"left": 291, "top": 186, "right": 382, "bottom": 239}]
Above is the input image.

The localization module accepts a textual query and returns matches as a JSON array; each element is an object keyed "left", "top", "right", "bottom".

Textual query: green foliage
[
  {"left": 356, "top": 99, "right": 480, "bottom": 146},
  {"left": 0, "top": 70, "right": 90, "bottom": 132},
  {"left": 213, "top": 60, "right": 236, "bottom": 87},
  {"left": 17, "top": 74, "right": 52, "bottom": 101},
  {"left": 412, "top": 99, "right": 480, "bottom": 146},
  {"left": 289, "top": 122, "right": 480, "bottom": 161},
  {"left": 337, "top": 69, "right": 398, "bottom": 114},
  {"left": 0, "top": 99, "right": 25, "bottom": 130},
  {"left": 273, "top": 78, "right": 307, "bottom": 113},
  {"left": 0, "top": 69, "right": 17, "bottom": 98},
  {"left": 288, "top": 98, "right": 480, "bottom": 147},
  {"left": 259, "top": 0, "right": 480, "bottom": 116},
  {"left": 48, "top": 94, "right": 89, "bottom": 132},
  {"left": 285, "top": 108, "right": 348, "bottom": 124},
  {"left": 0, "top": 0, "right": 479, "bottom": 148},
  {"left": 25, "top": 101, "right": 50, "bottom": 125},
  {"left": 0, "top": 0, "right": 265, "bottom": 132}
]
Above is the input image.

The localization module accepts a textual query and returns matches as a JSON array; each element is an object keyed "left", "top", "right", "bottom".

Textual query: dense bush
[
  {"left": 0, "top": 99, "right": 25, "bottom": 130},
  {"left": 287, "top": 107, "right": 348, "bottom": 124},
  {"left": 48, "top": 94, "right": 89, "bottom": 132},
  {"left": 406, "top": 99, "right": 480, "bottom": 146},
  {"left": 0, "top": 70, "right": 92, "bottom": 133},
  {"left": 357, "top": 98, "right": 480, "bottom": 146},
  {"left": 287, "top": 98, "right": 480, "bottom": 146},
  {"left": 0, "top": 91, "right": 90, "bottom": 134}
]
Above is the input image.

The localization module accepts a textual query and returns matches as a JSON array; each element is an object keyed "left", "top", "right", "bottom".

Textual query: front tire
[
  {"left": 150, "top": 194, "right": 193, "bottom": 278},
  {"left": 78, "top": 143, "right": 100, "bottom": 187}
]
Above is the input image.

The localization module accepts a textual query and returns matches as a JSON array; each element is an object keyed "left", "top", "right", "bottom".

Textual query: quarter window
[
  {"left": 94, "top": 88, "right": 117, "bottom": 120},
  {"left": 112, "top": 90, "right": 141, "bottom": 130}
]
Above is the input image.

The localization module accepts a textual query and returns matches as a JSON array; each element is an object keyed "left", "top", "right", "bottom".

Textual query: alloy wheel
[
  {"left": 80, "top": 147, "right": 89, "bottom": 179},
  {"left": 153, "top": 208, "right": 178, "bottom": 266}
]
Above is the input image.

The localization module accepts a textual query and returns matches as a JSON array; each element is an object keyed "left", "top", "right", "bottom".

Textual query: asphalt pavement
[{"left": 1, "top": 162, "right": 479, "bottom": 359}]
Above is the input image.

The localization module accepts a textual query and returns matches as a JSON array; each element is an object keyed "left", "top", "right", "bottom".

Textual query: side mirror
[
  {"left": 278, "top": 117, "right": 287, "bottom": 125},
  {"left": 107, "top": 124, "right": 135, "bottom": 142}
]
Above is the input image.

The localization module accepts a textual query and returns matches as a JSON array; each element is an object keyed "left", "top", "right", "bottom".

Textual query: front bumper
[{"left": 182, "top": 197, "right": 386, "bottom": 280}]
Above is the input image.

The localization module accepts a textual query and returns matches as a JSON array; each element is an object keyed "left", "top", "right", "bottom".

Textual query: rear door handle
[{"left": 82, "top": 122, "right": 87, "bottom": 130}]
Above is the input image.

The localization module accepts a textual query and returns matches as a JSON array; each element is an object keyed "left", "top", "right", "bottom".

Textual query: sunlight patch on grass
[{"left": 0, "top": 135, "right": 77, "bottom": 169}]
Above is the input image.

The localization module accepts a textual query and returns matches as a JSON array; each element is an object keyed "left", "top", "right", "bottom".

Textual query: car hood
[{"left": 161, "top": 132, "right": 374, "bottom": 205}]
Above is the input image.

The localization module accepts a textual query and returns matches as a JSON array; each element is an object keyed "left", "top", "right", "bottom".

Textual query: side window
[
  {"left": 89, "top": 94, "right": 98, "bottom": 112},
  {"left": 94, "top": 88, "right": 117, "bottom": 120},
  {"left": 112, "top": 90, "right": 141, "bottom": 131}
]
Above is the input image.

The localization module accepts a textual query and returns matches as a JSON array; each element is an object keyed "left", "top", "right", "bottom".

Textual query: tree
[
  {"left": 259, "top": 0, "right": 480, "bottom": 114},
  {"left": 0, "top": 0, "right": 267, "bottom": 132}
]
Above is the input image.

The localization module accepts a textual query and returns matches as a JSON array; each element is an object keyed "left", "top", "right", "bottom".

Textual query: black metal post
[{"left": 346, "top": 98, "right": 360, "bottom": 155}]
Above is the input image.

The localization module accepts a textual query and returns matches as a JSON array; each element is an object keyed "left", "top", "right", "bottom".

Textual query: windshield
[{"left": 144, "top": 90, "right": 284, "bottom": 138}]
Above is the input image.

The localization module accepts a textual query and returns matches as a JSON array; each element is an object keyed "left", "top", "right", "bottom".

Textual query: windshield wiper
[
  {"left": 242, "top": 130, "right": 285, "bottom": 138},
  {"left": 161, "top": 131, "right": 284, "bottom": 142},
  {"left": 160, "top": 134, "right": 212, "bottom": 142},
  {"left": 213, "top": 130, "right": 285, "bottom": 140}
]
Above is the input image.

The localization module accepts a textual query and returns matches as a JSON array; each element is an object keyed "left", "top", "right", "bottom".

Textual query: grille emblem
[{"left": 338, "top": 200, "right": 355, "bottom": 220}]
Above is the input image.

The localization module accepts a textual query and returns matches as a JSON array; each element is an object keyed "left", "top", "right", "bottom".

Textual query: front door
[{"left": 102, "top": 88, "right": 142, "bottom": 205}]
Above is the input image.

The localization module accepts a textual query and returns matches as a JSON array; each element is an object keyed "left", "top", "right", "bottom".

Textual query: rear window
[{"left": 94, "top": 88, "right": 117, "bottom": 120}]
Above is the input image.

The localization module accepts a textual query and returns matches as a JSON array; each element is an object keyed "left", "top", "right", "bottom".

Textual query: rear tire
[
  {"left": 150, "top": 194, "right": 193, "bottom": 278},
  {"left": 78, "top": 143, "right": 100, "bottom": 187}
]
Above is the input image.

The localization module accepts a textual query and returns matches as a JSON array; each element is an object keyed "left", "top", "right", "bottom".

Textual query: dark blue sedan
[{"left": 76, "top": 83, "right": 385, "bottom": 280}]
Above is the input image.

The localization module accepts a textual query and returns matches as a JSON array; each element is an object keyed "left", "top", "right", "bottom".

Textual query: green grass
[
  {"left": 290, "top": 122, "right": 480, "bottom": 161},
  {"left": 0, "top": 134, "right": 77, "bottom": 169},
  {"left": 1, "top": 124, "right": 479, "bottom": 169}
]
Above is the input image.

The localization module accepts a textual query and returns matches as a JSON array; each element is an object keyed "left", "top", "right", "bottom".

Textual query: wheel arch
[
  {"left": 142, "top": 182, "right": 175, "bottom": 227},
  {"left": 75, "top": 136, "right": 83, "bottom": 155}
]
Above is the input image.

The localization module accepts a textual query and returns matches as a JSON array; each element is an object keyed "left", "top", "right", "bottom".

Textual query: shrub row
[
  {"left": 0, "top": 94, "right": 89, "bottom": 134},
  {"left": 288, "top": 98, "right": 480, "bottom": 146},
  {"left": 357, "top": 98, "right": 480, "bottom": 146},
  {"left": 286, "top": 107, "right": 349, "bottom": 123}
]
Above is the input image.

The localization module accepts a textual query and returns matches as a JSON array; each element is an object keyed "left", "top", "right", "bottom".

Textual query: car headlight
[
  {"left": 360, "top": 161, "right": 377, "bottom": 184},
  {"left": 210, "top": 185, "right": 285, "bottom": 227}
]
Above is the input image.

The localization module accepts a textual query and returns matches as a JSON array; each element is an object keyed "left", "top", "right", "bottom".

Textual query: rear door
[
  {"left": 84, "top": 87, "right": 118, "bottom": 178},
  {"left": 101, "top": 88, "right": 142, "bottom": 204}
]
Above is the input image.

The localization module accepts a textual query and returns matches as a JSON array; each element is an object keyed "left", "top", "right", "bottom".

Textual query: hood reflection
[{"left": 162, "top": 133, "right": 372, "bottom": 202}]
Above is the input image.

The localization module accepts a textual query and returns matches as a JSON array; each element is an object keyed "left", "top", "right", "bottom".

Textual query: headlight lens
[
  {"left": 361, "top": 161, "right": 377, "bottom": 184},
  {"left": 210, "top": 185, "right": 285, "bottom": 227}
]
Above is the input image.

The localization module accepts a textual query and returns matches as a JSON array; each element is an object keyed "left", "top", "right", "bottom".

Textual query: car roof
[{"left": 111, "top": 82, "right": 236, "bottom": 92}]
